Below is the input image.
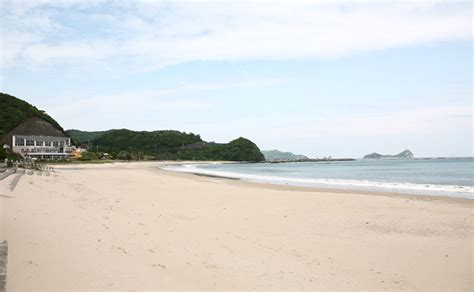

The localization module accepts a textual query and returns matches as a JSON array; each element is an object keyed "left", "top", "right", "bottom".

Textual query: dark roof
[
  {"left": 7, "top": 117, "right": 65, "bottom": 137},
  {"left": 1, "top": 117, "right": 65, "bottom": 146}
]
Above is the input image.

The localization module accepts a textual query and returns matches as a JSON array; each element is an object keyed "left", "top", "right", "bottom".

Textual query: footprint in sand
[{"left": 112, "top": 245, "right": 128, "bottom": 254}]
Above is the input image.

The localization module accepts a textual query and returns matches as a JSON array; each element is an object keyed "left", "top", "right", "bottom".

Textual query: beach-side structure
[{"left": 1, "top": 117, "right": 71, "bottom": 160}]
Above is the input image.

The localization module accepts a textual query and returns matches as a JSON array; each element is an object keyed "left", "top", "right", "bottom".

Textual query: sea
[{"left": 163, "top": 158, "right": 474, "bottom": 199}]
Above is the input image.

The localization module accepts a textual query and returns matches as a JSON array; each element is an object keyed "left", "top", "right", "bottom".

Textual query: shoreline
[
  {"left": 162, "top": 168, "right": 473, "bottom": 206},
  {"left": 55, "top": 161, "right": 472, "bottom": 204},
  {"left": 56, "top": 161, "right": 474, "bottom": 206},
  {"left": 158, "top": 162, "right": 473, "bottom": 202}
]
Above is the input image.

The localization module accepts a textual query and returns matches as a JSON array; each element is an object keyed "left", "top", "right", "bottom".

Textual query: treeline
[
  {"left": 65, "top": 129, "right": 105, "bottom": 145},
  {"left": 0, "top": 146, "right": 21, "bottom": 161},
  {"left": 93, "top": 129, "right": 202, "bottom": 151},
  {"left": 67, "top": 129, "right": 265, "bottom": 162}
]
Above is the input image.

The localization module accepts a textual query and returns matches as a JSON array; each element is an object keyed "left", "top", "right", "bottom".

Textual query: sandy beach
[{"left": 0, "top": 161, "right": 472, "bottom": 290}]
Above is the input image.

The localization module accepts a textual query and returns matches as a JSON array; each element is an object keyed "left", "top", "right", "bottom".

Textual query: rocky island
[{"left": 363, "top": 149, "right": 414, "bottom": 159}]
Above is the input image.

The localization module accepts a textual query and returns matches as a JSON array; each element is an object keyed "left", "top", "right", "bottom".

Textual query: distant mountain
[
  {"left": 363, "top": 150, "right": 414, "bottom": 159},
  {"left": 262, "top": 150, "right": 308, "bottom": 161}
]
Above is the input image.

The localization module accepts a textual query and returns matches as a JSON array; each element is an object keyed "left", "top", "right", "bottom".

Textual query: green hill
[
  {"left": 65, "top": 129, "right": 106, "bottom": 145},
  {"left": 68, "top": 129, "right": 265, "bottom": 162},
  {"left": 0, "top": 92, "right": 64, "bottom": 138},
  {"left": 91, "top": 129, "right": 202, "bottom": 152},
  {"left": 178, "top": 137, "right": 265, "bottom": 162}
]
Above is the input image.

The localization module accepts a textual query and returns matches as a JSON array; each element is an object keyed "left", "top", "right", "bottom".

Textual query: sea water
[{"left": 163, "top": 158, "right": 473, "bottom": 199}]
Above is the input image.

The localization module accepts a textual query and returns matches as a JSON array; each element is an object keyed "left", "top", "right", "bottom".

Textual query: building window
[
  {"left": 15, "top": 137, "right": 25, "bottom": 146},
  {"left": 59, "top": 141, "right": 64, "bottom": 147},
  {"left": 26, "top": 139, "right": 35, "bottom": 146},
  {"left": 53, "top": 141, "right": 59, "bottom": 147},
  {"left": 36, "top": 141, "right": 44, "bottom": 146},
  {"left": 45, "top": 141, "right": 52, "bottom": 147}
]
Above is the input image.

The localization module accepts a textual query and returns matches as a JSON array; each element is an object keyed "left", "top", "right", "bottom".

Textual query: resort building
[
  {"left": 1, "top": 117, "right": 71, "bottom": 160},
  {"left": 12, "top": 135, "right": 71, "bottom": 159}
]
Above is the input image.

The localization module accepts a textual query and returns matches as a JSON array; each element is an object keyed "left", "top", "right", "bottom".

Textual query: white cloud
[
  {"left": 42, "top": 77, "right": 290, "bottom": 129},
  {"left": 0, "top": 0, "right": 471, "bottom": 71}
]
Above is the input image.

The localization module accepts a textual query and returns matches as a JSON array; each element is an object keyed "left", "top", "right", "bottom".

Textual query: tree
[
  {"left": 80, "top": 152, "right": 98, "bottom": 161},
  {"left": 116, "top": 151, "right": 132, "bottom": 160},
  {"left": 0, "top": 146, "right": 6, "bottom": 160}
]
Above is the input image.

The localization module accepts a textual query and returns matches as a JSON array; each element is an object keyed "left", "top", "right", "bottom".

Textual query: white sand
[{"left": 0, "top": 162, "right": 472, "bottom": 290}]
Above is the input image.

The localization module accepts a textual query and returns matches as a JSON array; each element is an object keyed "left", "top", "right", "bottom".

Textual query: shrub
[
  {"left": 80, "top": 152, "right": 98, "bottom": 161},
  {"left": 116, "top": 151, "right": 132, "bottom": 160}
]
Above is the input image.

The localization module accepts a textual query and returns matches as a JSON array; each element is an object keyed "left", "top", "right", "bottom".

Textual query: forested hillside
[
  {"left": 68, "top": 129, "right": 265, "bottom": 162},
  {"left": 91, "top": 129, "right": 202, "bottom": 152},
  {"left": 0, "top": 92, "right": 64, "bottom": 138},
  {"left": 65, "top": 129, "right": 106, "bottom": 145}
]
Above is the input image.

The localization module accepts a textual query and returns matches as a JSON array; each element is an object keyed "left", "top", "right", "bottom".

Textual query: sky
[{"left": 0, "top": 0, "right": 472, "bottom": 158}]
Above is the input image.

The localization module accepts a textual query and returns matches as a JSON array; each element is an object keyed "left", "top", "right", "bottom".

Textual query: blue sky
[{"left": 0, "top": 0, "right": 472, "bottom": 158}]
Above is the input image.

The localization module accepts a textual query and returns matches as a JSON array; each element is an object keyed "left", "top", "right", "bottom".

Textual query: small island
[
  {"left": 261, "top": 150, "right": 308, "bottom": 161},
  {"left": 363, "top": 149, "right": 414, "bottom": 159}
]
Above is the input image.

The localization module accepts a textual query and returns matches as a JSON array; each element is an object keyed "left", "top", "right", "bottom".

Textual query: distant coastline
[{"left": 262, "top": 158, "right": 356, "bottom": 164}]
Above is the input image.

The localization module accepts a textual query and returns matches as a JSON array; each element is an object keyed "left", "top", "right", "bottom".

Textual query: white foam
[{"left": 162, "top": 164, "right": 474, "bottom": 199}]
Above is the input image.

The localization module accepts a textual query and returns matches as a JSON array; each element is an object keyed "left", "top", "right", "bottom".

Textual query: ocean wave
[{"left": 162, "top": 164, "right": 474, "bottom": 199}]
